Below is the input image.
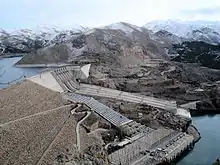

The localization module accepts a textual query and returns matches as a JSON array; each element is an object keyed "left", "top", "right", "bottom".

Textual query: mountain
[
  {"left": 104, "top": 22, "right": 143, "bottom": 35},
  {"left": 16, "top": 26, "right": 168, "bottom": 65},
  {"left": 171, "top": 41, "right": 220, "bottom": 70},
  {"left": 0, "top": 26, "right": 86, "bottom": 55},
  {"left": 2, "top": 21, "right": 220, "bottom": 112},
  {"left": 145, "top": 20, "right": 220, "bottom": 45},
  {"left": 150, "top": 30, "right": 186, "bottom": 44},
  {"left": 188, "top": 27, "right": 220, "bottom": 44},
  {"left": 2, "top": 20, "right": 220, "bottom": 71}
]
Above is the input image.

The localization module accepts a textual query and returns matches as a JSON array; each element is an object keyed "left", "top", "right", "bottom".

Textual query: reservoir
[
  {"left": 1, "top": 57, "right": 220, "bottom": 165},
  {"left": 0, "top": 57, "right": 41, "bottom": 88},
  {"left": 177, "top": 114, "right": 220, "bottom": 165}
]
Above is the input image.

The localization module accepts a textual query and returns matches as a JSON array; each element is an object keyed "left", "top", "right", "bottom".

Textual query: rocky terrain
[
  {"left": 15, "top": 23, "right": 169, "bottom": 65},
  {"left": 171, "top": 41, "right": 220, "bottom": 69},
  {"left": 145, "top": 20, "right": 220, "bottom": 45},
  {"left": 12, "top": 22, "right": 219, "bottom": 111},
  {"left": 213, "top": 157, "right": 220, "bottom": 165},
  {"left": 0, "top": 27, "right": 85, "bottom": 55},
  {"left": 1, "top": 20, "right": 220, "bottom": 165},
  {"left": 0, "top": 81, "right": 106, "bottom": 165},
  {"left": 1, "top": 21, "right": 220, "bottom": 71},
  {"left": 1, "top": 21, "right": 220, "bottom": 113}
]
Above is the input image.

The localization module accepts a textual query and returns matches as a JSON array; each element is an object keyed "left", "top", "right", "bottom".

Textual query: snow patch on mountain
[
  {"left": 145, "top": 20, "right": 220, "bottom": 44},
  {"left": 104, "top": 22, "right": 142, "bottom": 35},
  {"left": 0, "top": 25, "right": 87, "bottom": 54}
]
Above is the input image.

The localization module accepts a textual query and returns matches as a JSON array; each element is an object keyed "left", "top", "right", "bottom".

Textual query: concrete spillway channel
[
  {"left": 51, "top": 67, "right": 178, "bottom": 113},
  {"left": 77, "top": 84, "right": 177, "bottom": 113},
  {"left": 65, "top": 93, "right": 132, "bottom": 127},
  {"left": 62, "top": 94, "right": 194, "bottom": 165},
  {"left": 51, "top": 68, "right": 79, "bottom": 92},
  {"left": 49, "top": 67, "right": 193, "bottom": 164}
]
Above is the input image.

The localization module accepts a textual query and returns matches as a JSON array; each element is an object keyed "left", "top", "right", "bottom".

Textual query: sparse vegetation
[{"left": 172, "top": 41, "right": 220, "bottom": 69}]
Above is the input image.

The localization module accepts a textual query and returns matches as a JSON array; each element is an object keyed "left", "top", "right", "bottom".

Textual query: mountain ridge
[
  {"left": 1, "top": 20, "right": 220, "bottom": 70},
  {"left": 145, "top": 20, "right": 220, "bottom": 45},
  {"left": 1, "top": 20, "right": 220, "bottom": 55}
]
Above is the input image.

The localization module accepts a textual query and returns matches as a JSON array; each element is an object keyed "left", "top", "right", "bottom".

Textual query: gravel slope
[{"left": 0, "top": 80, "right": 67, "bottom": 124}]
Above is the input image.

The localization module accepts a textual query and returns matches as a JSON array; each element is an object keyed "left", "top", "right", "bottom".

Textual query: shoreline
[
  {"left": 0, "top": 54, "right": 25, "bottom": 59},
  {"left": 190, "top": 110, "right": 220, "bottom": 116},
  {"left": 14, "top": 63, "right": 71, "bottom": 68}
]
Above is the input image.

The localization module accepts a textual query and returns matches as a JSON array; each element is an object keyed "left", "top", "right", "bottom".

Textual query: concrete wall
[{"left": 27, "top": 72, "right": 64, "bottom": 92}]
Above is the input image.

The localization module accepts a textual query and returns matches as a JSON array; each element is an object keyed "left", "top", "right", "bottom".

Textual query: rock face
[
  {"left": 186, "top": 125, "right": 201, "bottom": 142},
  {"left": 16, "top": 43, "right": 71, "bottom": 64}
]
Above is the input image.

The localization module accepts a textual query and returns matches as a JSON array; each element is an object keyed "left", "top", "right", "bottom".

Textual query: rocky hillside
[
  {"left": 0, "top": 27, "right": 85, "bottom": 55},
  {"left": 2, "top": 21, "right": 220, "bottom": 72},
  {"left": 171, "top": 41, "right": 220, "bottom": 70},
  {"left": 150, "top": 30, "right": 186, "bottom": 44},
  {"left": 145, "top": 20, "right": 220, "bottom": 45},
  {"left": 16, "top": 23, "right": 169, "bottom": 65}
]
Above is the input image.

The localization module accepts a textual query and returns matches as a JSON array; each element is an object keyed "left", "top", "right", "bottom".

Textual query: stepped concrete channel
[
  {"left": 50, "top": 66, "right": 191, "bottom": 119},
  {"left": 76, "top": 84, "right": 191, "bottom": 118},
  {"left": 63, "top": 92, "right": 194, "bottom": 165},
  {"left": 46, "top": 66, "right": 194, "bottom": 165},
  {"left": 77, "top": 84, "right": 177, "bottom": 112},
  {"left": 64, "top": 93, "right": 132, "bottom": 126}
]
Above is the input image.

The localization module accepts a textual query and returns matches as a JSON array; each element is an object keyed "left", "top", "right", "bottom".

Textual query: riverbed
[{"left": 1, "top": 57, "right": 220, "bottom": 165}]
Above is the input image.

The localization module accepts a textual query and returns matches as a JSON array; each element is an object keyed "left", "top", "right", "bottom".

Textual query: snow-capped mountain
[
  {"left": 151, "top": 30, "right": 186, "bottom": 44},
  {"left": 1, "top": 20, "right": 220, "bottom": 56},
  {"left": 1, "top": 20, "right": 219, "bottom": 70},
  {"left": 104, "top": 22, "right": 142, "bottom": 35},
  {"left": 187, "top": 27, "right": 220, "bottom": 44},
  {"left": 0, "top": 26, "right": 87, "bottom": 54},
  {"left": 145, "top": 20, "right": 220, "bottom": 44}
]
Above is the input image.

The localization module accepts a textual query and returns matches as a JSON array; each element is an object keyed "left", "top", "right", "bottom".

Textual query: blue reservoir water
[
  {"left": 0, "top": 57, "right": 41, "bottom": 88},
  {"left": 177, "top": 114, "right": 220, "bottom": 165},
  {"left": 0, "top": 57, "right": 220, "bottom": 165}
]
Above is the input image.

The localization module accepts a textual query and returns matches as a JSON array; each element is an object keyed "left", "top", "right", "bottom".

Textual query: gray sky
[{"left": 1, "top": 0, "right": 220, "bottom": 30}]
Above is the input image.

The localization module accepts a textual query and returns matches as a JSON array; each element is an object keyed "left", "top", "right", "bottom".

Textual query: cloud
[
  {"left": 178, "top": 6, "right": 220, "bottom": 21},
  {"left": 181, "top": 6, "right": 220, "bottom": 15}
]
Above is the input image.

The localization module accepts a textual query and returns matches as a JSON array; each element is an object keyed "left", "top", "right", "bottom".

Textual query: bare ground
[
  {"left": 0, "top": 81, "right": 105, "bottom": 165},
  {"left": 0, "top": 80, "right": 68, "bottom": 124}
]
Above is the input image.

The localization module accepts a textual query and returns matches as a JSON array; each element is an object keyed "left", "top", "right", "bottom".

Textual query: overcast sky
[{"left": 1, "top": 0, "right": 220, "bottom": 30}]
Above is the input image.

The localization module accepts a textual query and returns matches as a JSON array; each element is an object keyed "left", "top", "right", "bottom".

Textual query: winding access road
[{"left": 76, "top": 111, "right": 91, "bottom": 151}]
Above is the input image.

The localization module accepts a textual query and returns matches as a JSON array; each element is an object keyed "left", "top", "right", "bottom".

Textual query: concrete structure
[
  {"left": 81, "top": 64, "right": 91, "bottom": 78},
  {"left": 120, "top": 121, "right": 153, "bottom": 137},
  {"left": 109, "top": 129, "right": 194, "bottom": 165},
  {"left": 77, "top": 83, "right": 177, "bottom": 113},
  {"left": 180, "top": 101, "right": 200, "bottom": 110},
  {"left": 27, "top": 64, "right": 90, "bottom": 92},
  {"left": 51, "top": 67, "right": 80, "bottom": 92},
  {"left": 176, "top": 108, "right": 192, "bottom": 119},
  {"left": 27, "top": 66, "right": 191, "bottom": 118},
  {"left": 64, "top": 93, "right": 132, "bottom": 126},
  {"left": 76, "top": 84, "right": 191, "bottom": 118},
  {"left": 26, "top": 65, "right": 194, "bottom": 165},
  {"left": 27, "top": 71, "right": 64, "bottom": 92}
]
